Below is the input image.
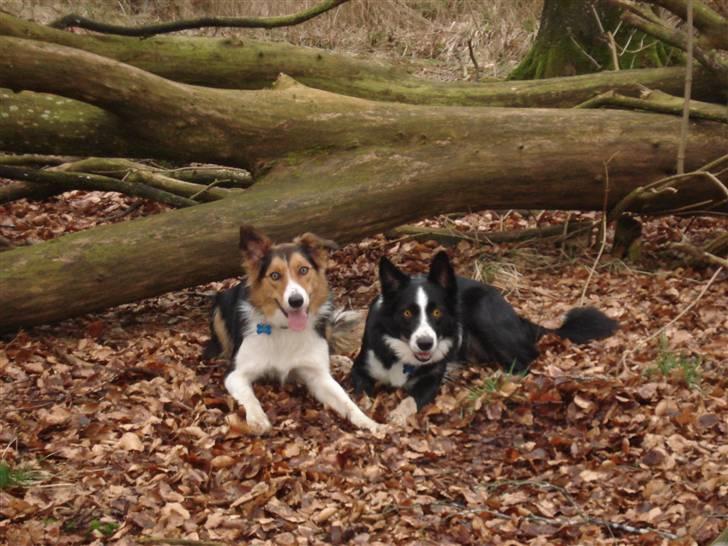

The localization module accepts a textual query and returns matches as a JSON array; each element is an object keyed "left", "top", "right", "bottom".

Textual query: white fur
[
  {"left": 226, "top": 301, "right": 378, "bottom": 434},
  {"left": 283, "top": 278, "right": 309, "bottom": 311},
  {"left": 366, "top": 349, "right": 409, "bottom": 387},
  {"left": 383, "top": 335, "right": 455, "bottom": 368},
  {"left": 410, "top": 287, "right": 437, "bottom": 354}
]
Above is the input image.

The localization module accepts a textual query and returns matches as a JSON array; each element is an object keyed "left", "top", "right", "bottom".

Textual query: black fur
[
  {"left": 202, "top": 283, "right": 248, "bottom": 363},
  {"left": 352, "top": 252, "right": 618, "bottom": 410}
]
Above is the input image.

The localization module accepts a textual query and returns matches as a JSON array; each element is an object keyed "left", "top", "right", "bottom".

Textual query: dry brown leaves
[{"left": 1, "top": 194, "right": 726, "bottom": 545}]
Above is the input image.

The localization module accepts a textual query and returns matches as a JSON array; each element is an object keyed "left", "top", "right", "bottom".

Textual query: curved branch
[
  {"left": 0, "top": 13, "right": 723, "bottom": 107},
  {"left": 49, "top": 0, "right": 349, "bottom": 36}
]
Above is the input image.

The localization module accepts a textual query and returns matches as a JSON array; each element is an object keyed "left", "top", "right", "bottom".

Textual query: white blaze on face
[
  {"left": 283, "top": 277, "right": 310, "bottom": 331},
  {"left": 409, "top": 287, "right": 437, "bottom": 356}
]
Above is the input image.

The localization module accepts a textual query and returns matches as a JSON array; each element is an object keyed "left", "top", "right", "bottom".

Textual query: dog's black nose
[
  {"left": 288, "top": 293, "right": 304, "bottom": 309},
  {"left": 416, "top": 336, "right": 434, "bottom": 351}
]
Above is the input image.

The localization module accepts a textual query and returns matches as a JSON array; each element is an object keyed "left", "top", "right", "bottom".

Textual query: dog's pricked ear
[
  {"left": 295, "top": 232, "right": 338, "bottom": 269},
  {"left": 296, "top": 232, "right": 339, "bottom": 251},
  {"left": 239, "top": 225, "right": 271, "bottom": 264},
  {"left": 379, "top": 256, "right": 409, "bottom": 296},
  {"left": 428, "top": 251, "right": 456, "bottom": 294}
]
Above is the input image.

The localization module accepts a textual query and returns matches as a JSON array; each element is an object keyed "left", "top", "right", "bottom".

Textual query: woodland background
[{"left": 0, "top": 1, "right": 726, "bottom": 545}]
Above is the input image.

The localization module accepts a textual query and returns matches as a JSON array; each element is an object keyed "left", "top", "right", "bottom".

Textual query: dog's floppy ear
[
  {"left": 379, "top": 256, "right": 409, "bottom": 296},
  {"left": 428, "top": 251, "right": 456, "bottom": 294},
  {"left": 295, "top": 232, "right": 338, "bottom": 269},
  {"left": 239, "top": 225, "right": 271, "bottom": 268}
]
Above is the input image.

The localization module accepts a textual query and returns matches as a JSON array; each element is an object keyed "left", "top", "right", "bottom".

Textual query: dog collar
[
  {"left": 256, "top": 323, "right": 272, "bottom": 335},
  {"left": 402, "top": 364, "right": 417, "bottom": 375}
]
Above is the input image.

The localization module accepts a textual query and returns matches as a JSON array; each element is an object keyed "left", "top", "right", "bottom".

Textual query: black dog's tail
[{"left": 553, "top": 306, "right": 618, "bottom": 344}]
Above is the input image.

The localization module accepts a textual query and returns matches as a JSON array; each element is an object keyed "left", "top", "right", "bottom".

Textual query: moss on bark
[{"left": 510, "top": 0, "right": 680, "bottom": 80}]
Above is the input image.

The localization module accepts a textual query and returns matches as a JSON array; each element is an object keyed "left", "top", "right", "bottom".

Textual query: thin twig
[
  {"left": 621, "top": 266, "right": 723, "bottom": 369},
  {"left": 569, "top": 33, "right": 602, "bottom": 69},
  {"left": 591, "top": 4, "right": 620, "bottom": 70},
  {"left": 189, "top": 180, "right": 222, "bottom": 201},
  {"left": 580, "top": 157, "right": 613, "bottom": 306},
  {"left": 427, "top": 501, "right": 679, "bottom": 540},
  {"left": 642, "top": 266, "right": 723, "bottom": 345},
  {"left": 137, "top": 538, "right": 228, "bottom": 546},
  {"left": 49, "top": 0, "right": 349, "bottom": 36},
  {"left": 467, "top": 38, "right": 481, "bottom": 80},
  {"left": 677, "top": 0, "right": 694, "bottom": 175}
]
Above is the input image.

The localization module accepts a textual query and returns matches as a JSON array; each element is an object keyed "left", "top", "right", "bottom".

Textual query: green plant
[
  {"left": 645, "top": 334, "right": 703, "bottom": 389},
  {"left": 468, "top": 373, "right": 502, "bottom": 402},
  {"left": 0, "top": 461, "right": 43, "bottom": 489},
  {"left": 89, "top": 519, "right": 119, "bottom": 537}
]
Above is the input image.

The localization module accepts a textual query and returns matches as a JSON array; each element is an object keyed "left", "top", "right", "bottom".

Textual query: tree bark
[
  {"left": 0, "top": 13, "right": 722, "bottom": 107},
  {"left": 0, "top": 36, "right": 727, "bottom": 331},
  {"left": 510, "top": 0, "right": 678, "bottom": 79}
]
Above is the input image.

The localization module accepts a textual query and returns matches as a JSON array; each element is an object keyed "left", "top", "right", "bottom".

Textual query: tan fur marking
[
  {"left": 290, "top": 252, "right": 329, "bottom": 315},
  {"left": 249, "top": 255, "right": 288, "bottom": 320},
  {"left": 212, "top": 307, "right": 233, "bottom": 360}
]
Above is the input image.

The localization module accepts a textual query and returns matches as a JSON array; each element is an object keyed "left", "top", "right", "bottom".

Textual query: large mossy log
[
  {"left": 0, "top": 13, "right": 722, "bottom": 107},
  {"left": 0, "top": 36, "right": 727, "bottom": 330}
]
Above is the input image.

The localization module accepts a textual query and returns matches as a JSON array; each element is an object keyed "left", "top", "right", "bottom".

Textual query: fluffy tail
[
  {"left": 201, "top": 301, "right": 234, "bottom": 361},
  {"left": 554, "top": 306, "right": 618, "bottom": 344},
  {"left": 327, "top": 308, "right": 367, "bottom": 356}
]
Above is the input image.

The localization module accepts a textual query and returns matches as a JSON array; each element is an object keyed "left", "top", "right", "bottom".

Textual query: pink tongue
[{"left": 287, "top": 309, "right": 308, "bottom": 332}]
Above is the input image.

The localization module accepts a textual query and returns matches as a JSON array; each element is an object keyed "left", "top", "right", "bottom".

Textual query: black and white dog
[{"left": 351, "top": 251, "right": 617, "bottom": 410}]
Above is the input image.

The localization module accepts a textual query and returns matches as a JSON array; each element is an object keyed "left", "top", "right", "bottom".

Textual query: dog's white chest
[
  {"left": 236, "top": 328, "right": 328, "bottom": 380},
  {"left": 366, "top": 350, "right": 410, "bottom": 387}
]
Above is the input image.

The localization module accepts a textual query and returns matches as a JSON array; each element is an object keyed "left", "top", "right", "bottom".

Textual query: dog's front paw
[
  {"left": 387, "top": 396, "right": 418, "bottom": 427},
  {"left": 351, "top": 412, "right": 383, "bottom": 434},
  {"left": 245, "top": 409, "right": 272, "bottom": 435}
]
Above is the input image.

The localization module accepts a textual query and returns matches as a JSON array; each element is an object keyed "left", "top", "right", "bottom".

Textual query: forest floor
[
  {"left": 0, "top": 190, "right": 726, "bottom": 546},
  {"left": 1, "top": 1, "right": 727, "bottom": 544}
]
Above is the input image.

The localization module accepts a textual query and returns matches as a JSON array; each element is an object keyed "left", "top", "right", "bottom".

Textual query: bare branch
[
  {"left": 0, "top": 165, "right": 197, "bottom": 208},
  {"left": 49, "top": 0, "right": 349, "bottom": 37},
  {"left": 649, "top": 0, "right": 728, "bottom": 49},
  {"left": 677, "top": 0, "right": 694, "bottom": 175}
]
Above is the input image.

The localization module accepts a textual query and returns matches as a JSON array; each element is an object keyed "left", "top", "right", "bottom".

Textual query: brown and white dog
[{"left": 204, "top": 225, "right": 380, "bottom": 434}]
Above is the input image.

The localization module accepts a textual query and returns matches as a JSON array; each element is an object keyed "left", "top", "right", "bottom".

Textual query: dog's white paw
[
  {"left": 351, "top": 412, "right": 383, "bottom": 434},
  {"left": 388, "top": 396, "right": 418, "bottom": 427},
  {"left": 246, "top": 410, "right": 272, "bottom": 435}
]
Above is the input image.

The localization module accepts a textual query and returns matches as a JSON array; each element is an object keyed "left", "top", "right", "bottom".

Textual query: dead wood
[{"left": 50, "top": 0, "right": 348, "bottom": 36}]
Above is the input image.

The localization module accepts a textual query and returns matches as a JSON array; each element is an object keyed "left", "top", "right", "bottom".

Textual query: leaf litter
[{"left": 0, "top": 191, "right": 726, "bottom": 545}]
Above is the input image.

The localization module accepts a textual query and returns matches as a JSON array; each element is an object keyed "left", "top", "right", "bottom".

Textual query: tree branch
[
  {"left": 575, "top": 89, "right": 728, "bottom": 121},
  {"left": 0, "top": 166, "right": 197, "bottom": 208},
  {"left": 0, "top": 13, "right": 724, "bottom": 108},
  {"left": 614, "top": 2, "right": 728, "bottom": 87},
  {"left": 648, "top": 0, "right": 728, "bottom": 49},
  {"left": 49, "top": 0, "right": 349, "bottom": 37}
]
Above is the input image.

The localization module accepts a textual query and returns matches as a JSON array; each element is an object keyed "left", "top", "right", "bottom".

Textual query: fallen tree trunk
[
  {"left": 2, "top": 37, "right": 727, "bottom": 175},
  {"left": 0, "top": 13, "right": 722, "bottom": 107},
  {"left": 2, "top": 137, "right": 726, "bottom": 331},
  {"left": 1, "top": 37, "right": 727, "bottom": 331}
]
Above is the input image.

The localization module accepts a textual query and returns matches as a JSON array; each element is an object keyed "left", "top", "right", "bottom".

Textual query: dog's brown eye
[
  {"left": 403, "top": 309, "right": 413, "bottom": 319},
  {"left": 432, "top": 308, "right": 442, "bottom": 318},
  {"left": 298, "top": 266, "right": 309, "bottom": 276},
  {"left": 270, "top": 272, "right": 281, "bottom": 281}
]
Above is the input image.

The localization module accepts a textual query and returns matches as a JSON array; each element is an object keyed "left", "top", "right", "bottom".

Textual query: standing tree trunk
[{"left": 510, "top": 0, "right": 677, "bottom": 79}]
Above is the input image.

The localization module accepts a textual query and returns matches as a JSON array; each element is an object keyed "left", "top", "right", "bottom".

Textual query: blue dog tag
[{"left": 256, "top": 323, "right": 272, "bottom": 335}]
